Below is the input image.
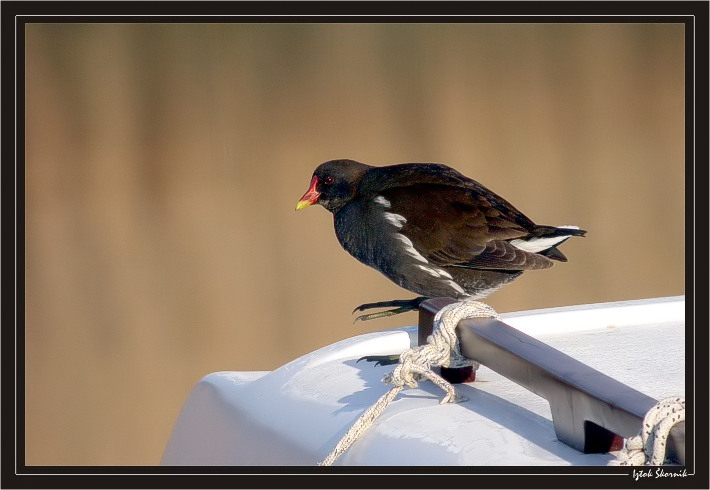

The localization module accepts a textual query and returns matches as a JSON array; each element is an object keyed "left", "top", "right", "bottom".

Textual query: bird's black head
[{"left": 296, "top": 159, "right": 371, "bottom": 214}]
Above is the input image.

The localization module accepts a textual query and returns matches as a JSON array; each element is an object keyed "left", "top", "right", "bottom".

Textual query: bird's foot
[
  {"left": 356, "top": 354, "right": 400, "bottom": 366},
  {"left": 352, "top": 297, "right": 428, "bottom": 322}
]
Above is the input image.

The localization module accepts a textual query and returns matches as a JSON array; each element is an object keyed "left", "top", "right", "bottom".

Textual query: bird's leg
[
  {"left": 352, "top": 296, "right": 428, "bottom": 323},
  {"left": 353, "top": 296, "right": 428, "bottom": 366}
]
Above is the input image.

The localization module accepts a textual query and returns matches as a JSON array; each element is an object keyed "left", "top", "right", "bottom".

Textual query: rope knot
[
  {"left": 319, "top": 300, "right": 499, "bottom": 466},
  {"left": 384, "top": 358, "right": 422, "bottom": 389},
  {"left": 609, "top": 397, "right": 685, "bottom": 466}
]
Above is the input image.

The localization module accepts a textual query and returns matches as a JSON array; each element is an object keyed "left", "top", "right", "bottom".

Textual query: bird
[{"left": 296, "top": 159, "right": 586, "bottom": 321}]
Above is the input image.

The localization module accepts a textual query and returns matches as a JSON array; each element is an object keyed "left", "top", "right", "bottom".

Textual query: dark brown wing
[{"left": 376, "top": 182, "right": 555, "bottom": 271}]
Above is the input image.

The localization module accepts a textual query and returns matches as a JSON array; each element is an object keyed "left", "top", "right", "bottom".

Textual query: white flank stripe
[
  {"left": 411, "top": 261, "right": 464, "bottom": 294},
  {"left": 395, "top": 234, "right": 428, "bottom": 263},
  {"left": 415, "top": 264, "right": 453, "bottom": 279},
  {"left": 446, "top": 280, "right": 466, "bottom": 295},
  {"left": 416, "top": 264, "right": 438, "bottom": 276},
  {"left": 439, "top": 269, "right": 454, "bottom": 280},
  {"left": 383, "top": 212, "right": 407, "bottom": 229},
  {"left": 510, "top": 235, "right": 570, "bottom": 253},
  {"left": 557, "top": 225, "right": 580, "bottom": 230},
  {"left": 417, "top": 264, "right": 451, "bottom": 277},
  {"left": 374, "top": 196, "right": 391, "bottom": 208}
]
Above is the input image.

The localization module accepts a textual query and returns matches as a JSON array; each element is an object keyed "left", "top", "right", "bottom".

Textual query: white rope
[
  {"left": 319, "top": 301, "right": 499, "bottom": 466},
  {"left": 608, "top": 397, "right": 685, "bottom": 466}
]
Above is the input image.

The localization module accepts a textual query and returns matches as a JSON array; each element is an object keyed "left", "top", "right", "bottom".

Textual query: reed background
[{"left": 25, "top": 23, "right": 685, "bottom": 465}]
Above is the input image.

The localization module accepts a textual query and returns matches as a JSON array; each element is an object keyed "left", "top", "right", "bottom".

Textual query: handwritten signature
[{"left": 633, "top": 468, "right": 688, "bottom": 481}]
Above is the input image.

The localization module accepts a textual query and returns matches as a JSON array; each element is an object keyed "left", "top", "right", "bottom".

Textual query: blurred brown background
[{"left": 25, "top": 23, "right": 684, "bottom": 465}]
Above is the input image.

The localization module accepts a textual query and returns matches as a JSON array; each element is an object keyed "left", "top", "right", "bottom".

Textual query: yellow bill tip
[{"left": 295, "top": 200, "right": 313, "bottom": 211}]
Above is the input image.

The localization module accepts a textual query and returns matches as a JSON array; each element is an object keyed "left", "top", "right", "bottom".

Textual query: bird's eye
[{"left": 324, "top": 176, "right": 335, "bottom": 185}]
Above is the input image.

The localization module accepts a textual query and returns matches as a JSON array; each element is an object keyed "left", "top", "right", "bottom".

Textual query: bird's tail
[{"left": 509, "top": 225, "right": 587, "bottom": 262}]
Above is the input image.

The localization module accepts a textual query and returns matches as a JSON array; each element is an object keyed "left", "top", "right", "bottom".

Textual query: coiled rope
[
  {"left": 608, "top": 397, "right": 685, "bottom": 466},
  {"left": 319, "top": 301, "right": 498, "bottom": 466}
]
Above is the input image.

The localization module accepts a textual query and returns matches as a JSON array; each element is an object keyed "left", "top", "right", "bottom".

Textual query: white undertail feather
[
  {"left": 509, "top": 226, "right": 579, "bottom": 253},
  {"left": 510, "top": 236, "right": 568, "bottom": 253}
]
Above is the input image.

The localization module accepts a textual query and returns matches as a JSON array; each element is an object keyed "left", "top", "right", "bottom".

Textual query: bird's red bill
[{"left": 296, "top": 176, "right": 320, "bottom": 210}]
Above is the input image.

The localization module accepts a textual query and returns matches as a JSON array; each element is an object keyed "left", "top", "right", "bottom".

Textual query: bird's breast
[
  {"left": 335, "top": 205, "right": 380, "bottom": 266},
  {"left": 332, "top": 200, "right": 454, "bottom": 296}
]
